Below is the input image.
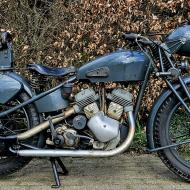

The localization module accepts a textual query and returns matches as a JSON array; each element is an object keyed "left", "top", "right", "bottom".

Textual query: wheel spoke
[
  {"left": 169, "top": 104, "right": 190, "bottom": 161},
  {"left": 0, "top": 99, "right": 28, "bottom": 137},
  {"left": 1, "top": 118, "right": 27, "bottom": 121}
]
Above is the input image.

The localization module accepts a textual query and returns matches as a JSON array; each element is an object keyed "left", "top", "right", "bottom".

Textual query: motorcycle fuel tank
[{"left": 77, "top": 50, "right": 149, "bottom": 83}]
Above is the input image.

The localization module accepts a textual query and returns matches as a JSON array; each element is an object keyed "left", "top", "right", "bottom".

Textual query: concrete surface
[{"left": 0, "top": 154, "right": 189, "bottom": 190}]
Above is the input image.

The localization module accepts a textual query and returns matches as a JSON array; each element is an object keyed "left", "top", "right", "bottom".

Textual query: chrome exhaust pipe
[
  {"left": 13, "top": 111, "right": 135, "bottom": 158},
  {"left": 17, "top": 107, "right": 75, "bottom": 141},
  {"left": 0, "top": 107, "right": 76, "bottom": 142}
]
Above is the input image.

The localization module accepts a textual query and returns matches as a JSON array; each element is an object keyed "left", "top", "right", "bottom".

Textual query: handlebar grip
[{"left": 122, "top": 33, "right": 139, "bottom": 41}]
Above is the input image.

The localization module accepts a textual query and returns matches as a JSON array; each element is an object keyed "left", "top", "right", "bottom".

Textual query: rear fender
[
  {"left": 1, "top": 72, "right": 45, "bottom": 148},
  {"left": 0, "top": 72, "right": 35, "bottom": 104},
  {"left": 146, "top": 75, "right": 190, "bottom": 150}
]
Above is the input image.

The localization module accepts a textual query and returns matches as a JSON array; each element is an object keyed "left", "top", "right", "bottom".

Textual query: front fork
[{"left": 166, "top": 76, "right": 190, "bottom": 114}]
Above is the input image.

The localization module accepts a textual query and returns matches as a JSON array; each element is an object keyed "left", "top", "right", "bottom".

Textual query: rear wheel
[
  {"left": 154, "top": 93, "right": 190, "bottom": 181},
  {"left": 0, "top": 92, "right": 40, "bottom": 176}
]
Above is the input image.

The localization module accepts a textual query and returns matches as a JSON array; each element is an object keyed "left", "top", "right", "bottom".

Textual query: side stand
[{"left": 50, "top": 157, "right": 69, "bottom": 188}]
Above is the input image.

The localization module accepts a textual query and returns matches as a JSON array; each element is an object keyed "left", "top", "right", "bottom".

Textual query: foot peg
[{"left": 50, "top": 157, "right": 69, "bottom": 188}]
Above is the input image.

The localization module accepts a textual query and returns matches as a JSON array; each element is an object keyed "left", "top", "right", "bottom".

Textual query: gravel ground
[{"left": 0, "top": 154, "right": 189, "bottom": 190}]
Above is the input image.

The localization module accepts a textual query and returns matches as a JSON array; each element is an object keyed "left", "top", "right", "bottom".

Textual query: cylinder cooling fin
[
  {"left": 74, "top": 89, "right": 99, "bottom": 108},
  {"left": 107, "top": 89, "right": 133, "bottom": 112}
]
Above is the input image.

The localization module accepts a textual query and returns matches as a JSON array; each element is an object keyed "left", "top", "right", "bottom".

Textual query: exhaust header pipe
[
  {"left": 17, "top": 107, "right": 75, "bottom": 141},
  {"left": 11, "top": 111, "right": 135, "bottom": 158},
  {"left": 0, "top": 107, "right": 75, "bottom": 142}
]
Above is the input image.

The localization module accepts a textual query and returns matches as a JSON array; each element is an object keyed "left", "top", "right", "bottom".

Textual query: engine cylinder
[
  {"left": 107, "top": 89, "right": 133, "bottom": 112},
  {"left": 75, "top": 89, "right": 99, "bottom": 109},
  {"left": 107, "top": 88, "right": 133, "bottom": 119}
]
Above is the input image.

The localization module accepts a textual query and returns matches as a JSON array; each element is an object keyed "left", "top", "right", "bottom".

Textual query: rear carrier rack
[{"left": 0, "top": 32, "right": 13, "bottom": 70}]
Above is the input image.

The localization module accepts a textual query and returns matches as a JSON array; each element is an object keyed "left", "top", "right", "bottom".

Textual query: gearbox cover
[{"left": 87, "top": 111, "right": 119, "bottom": 143}]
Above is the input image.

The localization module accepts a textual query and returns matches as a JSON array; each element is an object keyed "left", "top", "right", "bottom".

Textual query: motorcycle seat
[{"left": 27, "top": 63, "right": 76, "bottom": 77}]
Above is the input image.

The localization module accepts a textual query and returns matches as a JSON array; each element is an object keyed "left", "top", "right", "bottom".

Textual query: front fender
[
  {"left": 147, "top": 75, "right": 190, "bottom": 150},
  {"left": 0, "top": 72, "right": 35, "bottom": 104}
]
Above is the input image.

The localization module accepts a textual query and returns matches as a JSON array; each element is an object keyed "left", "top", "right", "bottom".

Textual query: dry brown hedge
[{"left": 0, "top": 0, "right": 190, "bottom": 119}]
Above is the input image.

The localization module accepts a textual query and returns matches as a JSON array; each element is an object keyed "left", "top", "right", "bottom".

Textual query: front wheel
[
  {"left": 0, "top": 92, "right": 40, "bottom": 176},
  {"left": 154, "top": 93, "right": 190, "bottom": 182}
]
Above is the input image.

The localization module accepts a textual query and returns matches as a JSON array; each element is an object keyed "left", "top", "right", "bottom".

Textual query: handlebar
[
  {"left": 122, "top": 33, "right": 140, "bottom": 41},
  {"left": 122, "top": 32, "right": 152, "bottom": 45}
]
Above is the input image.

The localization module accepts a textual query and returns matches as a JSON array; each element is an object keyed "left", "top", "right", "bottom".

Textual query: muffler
[{"left": 11, "top": 111, "right": 135, "bottom": 158}]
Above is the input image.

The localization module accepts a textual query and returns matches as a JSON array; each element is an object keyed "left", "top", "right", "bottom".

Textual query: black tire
[
  {"left": 154, "top": 92, "right": 190, "bottom": 182},
  {"left": 0, "top": 92, "right": 40, "bottom": 176}
]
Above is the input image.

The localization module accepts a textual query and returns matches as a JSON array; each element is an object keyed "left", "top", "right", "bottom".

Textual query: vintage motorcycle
[{"left": 1, "top": 24, "right": 190, "bottom": 188}]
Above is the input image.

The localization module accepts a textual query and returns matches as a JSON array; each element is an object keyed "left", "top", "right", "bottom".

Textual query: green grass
[
  {"left": 169, "top": 106, "right": 190, "bottom": 159},
  {"left": 131, "top": 120, "right": 147, "bottom": 152}
]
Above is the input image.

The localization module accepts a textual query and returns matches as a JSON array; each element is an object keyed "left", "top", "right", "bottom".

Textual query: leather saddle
[{"left": 27, "top": 63, "right": 76, "bottom": 77}]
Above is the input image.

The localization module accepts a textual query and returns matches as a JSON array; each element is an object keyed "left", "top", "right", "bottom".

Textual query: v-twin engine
[{"left": 74, "top": 88, "right": 133, "bottom": 143}]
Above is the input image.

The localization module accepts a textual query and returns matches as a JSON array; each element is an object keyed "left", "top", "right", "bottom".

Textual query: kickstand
[{"left": 50, "top": 157, "right": 69, "bottom": 188}]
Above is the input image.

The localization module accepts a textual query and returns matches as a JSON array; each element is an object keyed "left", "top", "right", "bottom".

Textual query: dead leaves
[{"left": 1, "top": 0, "right": 190, "bottom": 113}]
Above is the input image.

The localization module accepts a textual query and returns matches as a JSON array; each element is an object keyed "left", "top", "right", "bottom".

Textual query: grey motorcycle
[{"left": 0, "top": 23, "right": 190, "bottom": 188}]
